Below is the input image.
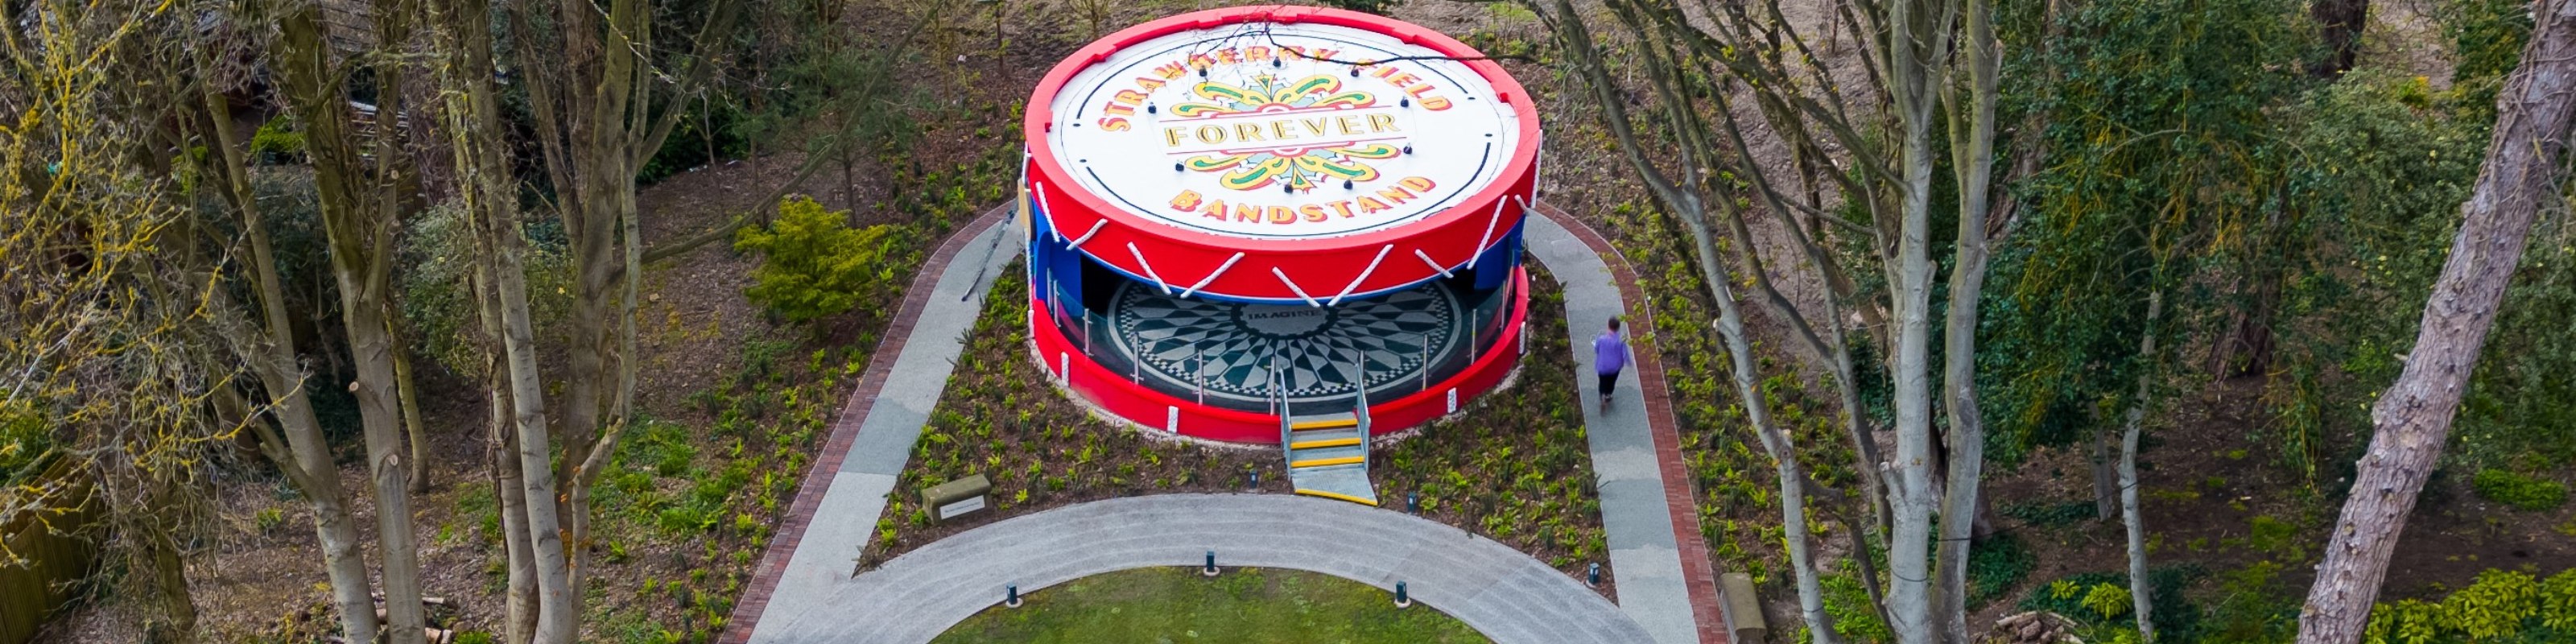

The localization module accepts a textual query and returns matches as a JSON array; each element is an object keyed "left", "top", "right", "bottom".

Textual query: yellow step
[
  {"left": 1290, "top": 436, "right": 1364, "bottom": 450},
  {"left": 1290, "top": 455, "right": 1365, "bottom": 469},
  {"left": 1290, "top": 418, "right": 1359, "bottom": 431},
  {"left": 1294, "top": 489, "right": 1381, "bottom": 506}
]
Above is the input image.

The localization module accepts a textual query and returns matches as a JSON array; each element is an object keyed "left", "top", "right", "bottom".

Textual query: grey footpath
[
  {"left": 1525, "top": 214, "right": 1702, "bottom": 644},
  {"left": 749, "top": 215, "right": 1022, "bottom": 632},
  {"left": 745, "top": 213, "right": 1698, "bottom": 644},
  {"left": 752, "top": 494, "right": 1653, "bottom": 644}
]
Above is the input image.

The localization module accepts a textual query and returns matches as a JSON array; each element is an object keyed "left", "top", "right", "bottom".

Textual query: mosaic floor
[{"left": 1104, "top": 279, "right": 1470, "bottom": 410}]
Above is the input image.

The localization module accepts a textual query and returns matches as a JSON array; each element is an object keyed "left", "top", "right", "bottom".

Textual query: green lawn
[{"left": 928, "top": 567, "right": 1491, "bottom": 644}]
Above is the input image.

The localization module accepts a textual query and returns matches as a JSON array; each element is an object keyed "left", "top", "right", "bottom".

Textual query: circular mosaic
[{"left": 1108, "top": 280, "right": 1463, "bottom": 407}]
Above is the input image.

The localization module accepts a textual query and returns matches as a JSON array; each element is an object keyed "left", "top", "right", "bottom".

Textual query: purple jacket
[{"left": 1594, "top": 331, "right": 1629, "bottom": 375}]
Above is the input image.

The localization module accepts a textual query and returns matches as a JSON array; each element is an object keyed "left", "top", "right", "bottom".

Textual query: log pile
[{"left": 1982, "top": 611, "right": 2083, "bottom": 644}]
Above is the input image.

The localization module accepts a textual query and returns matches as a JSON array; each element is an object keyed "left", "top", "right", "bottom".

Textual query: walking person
[{"left": 1594, "top": 317, "right": 1632, "bottom": 413}]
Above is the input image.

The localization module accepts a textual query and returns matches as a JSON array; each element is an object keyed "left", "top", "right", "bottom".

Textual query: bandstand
[{"left": 1022, "top": 6, "right": 1541, "bottom": 505}]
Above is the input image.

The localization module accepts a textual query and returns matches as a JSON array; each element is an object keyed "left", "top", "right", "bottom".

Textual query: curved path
[
  {"left": 757, "top": 493, "right": 1650, "bottom": 644},
  {"left": 723, "top": 204, "right": 1729, "bottom": 644}
]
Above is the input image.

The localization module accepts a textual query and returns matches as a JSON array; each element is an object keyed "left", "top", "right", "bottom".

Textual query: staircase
[{"left": 1285, "top": 411, "right": 1375, "bottom": 506}]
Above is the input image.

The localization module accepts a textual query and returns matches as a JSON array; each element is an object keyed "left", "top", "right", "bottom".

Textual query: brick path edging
[
  {"left": 720, "top": 206, "right": 1012, "bottom": 644},
  {"left": 1535, "top": 203, "right": 1734, "bottom": 644}
]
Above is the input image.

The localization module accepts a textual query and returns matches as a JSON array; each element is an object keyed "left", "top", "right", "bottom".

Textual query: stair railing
[
  {"left": 1353, "top": 349, "right": 1370, "bottom": 471},
  {"left": 1275, "top": 357, "right": 1292, "bottom": 463}
]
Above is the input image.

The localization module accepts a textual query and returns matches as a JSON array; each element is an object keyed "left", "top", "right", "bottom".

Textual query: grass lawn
[{"left": 928, "top": 567, "right": 1490, "bottom": 644}]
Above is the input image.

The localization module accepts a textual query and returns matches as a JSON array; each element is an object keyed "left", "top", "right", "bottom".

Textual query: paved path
[
  {"left": 724, "top": 204, "right": 1728, "bottom": 644},
  {"left": 1526, "top": 211, "right": 1729, "bottom": 644},
  {"left": 724, "top": 208, "right": 1022, "bottom": 643},
  {"left": 752, "top": 493, "right": 1651, "bottom": 644}
]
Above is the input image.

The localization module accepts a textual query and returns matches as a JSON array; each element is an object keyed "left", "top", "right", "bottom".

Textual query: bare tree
[
  {"left": 269, "top": 0, "right": 433, "bottom": 641},
  {"left": 1, "top": 4, "right": 239, "bottom": 642},
  {"left": 1528, "top": 0, "right": 2014, "bottom": 640},
  {"left": 2118, "top": 291, "right": 2164, "bottom": 642},
  {"left": 180, "top": 14, "right": 392, "bottom": 641},
  {"left": 2296, "top": 0, "right": 2576, "bottom": 641},
  {"left": 502, "top": 0, "right": 738, "bottom": 601}
]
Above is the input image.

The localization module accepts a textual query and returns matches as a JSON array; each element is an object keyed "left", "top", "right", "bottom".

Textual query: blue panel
[
  {"left": 1051, "top": 235, "right": 1087, "bottom": 319},
  {"left": 1473, "top": 218, "right": 1525, "bottom": 291}
]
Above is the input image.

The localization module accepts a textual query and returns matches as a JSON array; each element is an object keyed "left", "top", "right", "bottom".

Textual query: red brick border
[
  {"left": 1536, "top": 203, "right": 1733, "bottom": 644},
  {"left": 719, "top": 205, "right": 1013, "bottom": 644}
]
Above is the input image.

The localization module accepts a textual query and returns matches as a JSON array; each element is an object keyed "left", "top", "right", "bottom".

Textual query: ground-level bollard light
[
  {"left": 1248, "top": 471, "right": 1259, "bottom": 489},
  {"left": 1587, "top": 563, "right": 1601, "bottom": 588},
  {"left": 1203, "top": 550, "right": 1219, "bottom": 577},
  {"left": 1006, "top": 584, "right": 1022, "bottom": 608},
  {"left": 1394, "top": 581, "right": 1412, "bottom": 609},
  {"left": 1407, "top": 492, "right": 1420, "bottom": 514}
]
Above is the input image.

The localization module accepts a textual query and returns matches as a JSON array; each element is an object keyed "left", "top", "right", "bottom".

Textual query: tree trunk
[
  {"left": 475, "top": 245, "right": 540, "bottom": 644},
  {"left": 2295, "top": 2, "right": 2576, "bottom": 641},
  {"left": 192, "top": 39, "right": 384, "bottom": 642},
  {"left": 2310, "top": 0, "right": 2369, "bottom": 78},
  {"left": 427, "top": 0, "right": 583, "bottom": 640},
  {"left": 2091, "top": 427, "right": 2119, "bottom": 519},
  {"left": 138, "top": 512, "right": 197, "bottom": 644},
  {"left": 1885, "top": 0, "right": 1948, "bottom": 635},
  {"left": 394, "top": 314, "right": 432, "bottom": 494},
  {"left": 275, "top": 6, "right": 435, "bottom": 642},
  {"left": 1934, "top": 1, "right": 2001, "bottom": 639},
  {"left": 1699, "top": 230, "right": 1840, "bottom": 644},
  {"left": 2121, "top": 291, "right": 2163, "bottom": 643}
]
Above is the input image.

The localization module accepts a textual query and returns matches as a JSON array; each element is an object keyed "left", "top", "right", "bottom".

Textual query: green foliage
[
  {"left": 733, "top": 196, "right": 910, "bottom": 324},
  {"left": 453, "top": 632, "right": 497, "bottom": 644},
  {"left": 1968, "top": 533, "right": 2035, "bottom": 608},
  {"left": 2021, "top": 568, "right": 2202, "bottom": 640},
  {"left": 2439, "top": 0, "right": 2534, "bottom": 107},
  {"left": 249, "top": 116, "right": 304, "bottom": 164},
  {"left": 0, "top": 398, "right": 47, "bottom": 484},
  {"left": 2471, "top": 469, "right": 2568, "bottom": 511},
  {"left": 2202, "top": 560, "right": 2301, "bottom": 643},
  {"left": 2261, "top": 71, "right": 2497, "bottom": 484},
  {"left": 2083, "top": 583, "right": 2135, "bottom": 620},
  {"left": 2363, "top": 568, "right": 2576, "bottom": 644},
  {"left": 1817, "top": 566, "right": 1893, "bottom": 644},
  {"left": 636, "top": 93, "right": 751, "bottom": 184},
  {"left": 2001, "top": 500, "right": 2098, "bottom": 527},
  {"left": 398, "top": 200, "right": 576, "bottom": 376},
  {"left": 1980, "top": 0, "right": 2313, "bottom": 466}
]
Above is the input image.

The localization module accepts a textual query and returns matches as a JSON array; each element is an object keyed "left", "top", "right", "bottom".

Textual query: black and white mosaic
[{"left": 1106, "top": 279, "right": 1465, "bottom": 407}]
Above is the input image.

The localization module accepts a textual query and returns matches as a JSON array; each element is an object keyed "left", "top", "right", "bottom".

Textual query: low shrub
[
  {"left": 2364, "top": 568, "right": 2576, "bottom": 644},
  {"left": 2019, "top": 567, "right": 2203, "bottom": 640},
  {"left": 734, "top": 196, "right": 910, "bottom": 324},
  {"left": 2471, "top": 469, "right": 2567, "bottom": 511},
  {"left": 1969, "top": 533, "right": 2035, "bottom": 607}
]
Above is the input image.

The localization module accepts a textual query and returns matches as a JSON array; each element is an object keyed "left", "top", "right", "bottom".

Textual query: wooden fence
[{"left": 0, "top": 460, "right": 100, "bottom": 644}]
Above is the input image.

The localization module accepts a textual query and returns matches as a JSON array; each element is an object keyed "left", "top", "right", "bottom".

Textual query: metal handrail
[
  {"left": 1275, "top": 357, "right": 1292, "bottom": 460},
  {"left": 1353, "top": 349, "right": 1370, "bottom": 471}
]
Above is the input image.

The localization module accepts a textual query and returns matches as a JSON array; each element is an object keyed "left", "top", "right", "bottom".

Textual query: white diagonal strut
[
  {"left": 1465, "top": 194, "right": 1513, "bottom": 270},
  {"left": 1180, "top": 252, "right": 1247, "bottom": 299},
  {"left": 1414, "top": 249, "right": 1454, "bottom": 279},
  {"left": 1272, "top": 266, "right": 1321, "bottom": 308},
  {"left": 1063, "top": 219, "right": 1108, "bottom": 250},
  {"left": 1128, "top": 242, "right": 1174, "bottom": 295},
  {"left": 1327, "top": 245, "right": 1396, "bottom": 307}
]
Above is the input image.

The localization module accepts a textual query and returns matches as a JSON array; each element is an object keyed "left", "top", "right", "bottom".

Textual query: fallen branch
[{"left": 639, "top": 148, "right": 840, "bottom": 264}]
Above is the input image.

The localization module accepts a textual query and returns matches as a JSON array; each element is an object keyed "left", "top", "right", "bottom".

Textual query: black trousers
[{"left": 1597, "top": 371, "right": 1619, "bottom": 397}]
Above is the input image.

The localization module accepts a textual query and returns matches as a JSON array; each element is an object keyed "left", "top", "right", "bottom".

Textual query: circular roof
[{"left": 1026, "top": 6, "right": 1540, "bottom": 303}]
